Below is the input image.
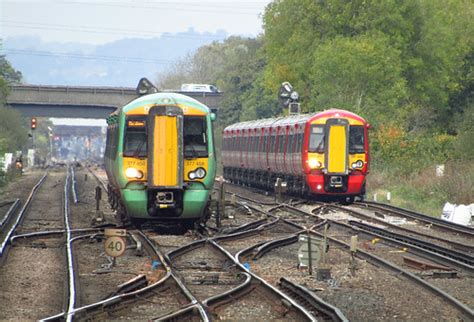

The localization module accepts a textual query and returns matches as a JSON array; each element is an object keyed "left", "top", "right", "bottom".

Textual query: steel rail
[
  {"left": 223, "top": 217, "right": 269, "bottom": 234},
  {"left": 210, "top": 239, "right": 317, "bottom": 321},
  {"left": 279, "top": 277, "right": 349, "bottom": 322},
  {"left": 152, "top": 303, "right": 208, "bottom": 321},
  {"left": 356, "top": 201, "right": 474, "bottom": 237},
  {"left": 71, "top": 166, "right": 78, "bottom": 204},
  {"left": 224, "top": 185, "right": 278, "bottom": 206},
  {"left": 349, "top": 220, "right": 474, "bottom": 267},
  {"left": 202, "top": 272, "right": 253, "bottom": 307},
  {"left": 283, "top": 204, "right": 474, "bottom": 273},
  {"left": 86, "top": 165, "right": 108, "bottom": 192},
  {"left": 308, "top": 227, "right": 474, "bottom": 320},
  {"left": 240, "top": 234, "right": 300, "bottom": 261},
  {"left": 0, "top": 172, "right": 48, "bottom": 257},
  {"left": 231, "top": 229, "right": 346, "bottom": 322},
  {"left": 11, "top": 228, "right": 102, "bottom": 242},
  {"left": 64, "top": 167, "right": 77, "bottom": 322},
  {"left": 328, "top": 203, "right": 474, "bottom": 253},
  {"left": 42, "top": 231, "right": 174, "bottom": 321},
  {"left": 212, "top": 217, "right": 281, "bottom": 243},
  {"left": 228, "top": 193, "right": 474, "bottom": 319},
  {"left": 138, "top": 231, "right": 211, "bottom": 322},
  {"left": 167, "top": 237, "right": 316, "bottom": 320},
  {"left": 0, "top": 199, "right": 20, "bottom": 229}
]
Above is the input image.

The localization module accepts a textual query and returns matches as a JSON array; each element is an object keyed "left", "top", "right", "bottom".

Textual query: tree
[
  {"left": 156, "top": 36, "right": 266, "bottom": 127},
  {"left": 0, "top": 40, "right": 26, "bottom": 154},
  {"left": 309, "top": 34, "right": 407, "bottom": 125}
]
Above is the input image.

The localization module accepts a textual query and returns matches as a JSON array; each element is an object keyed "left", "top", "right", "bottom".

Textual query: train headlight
[
  {"left": 308, "top": 159, "right": 322, "bottom": 169},
  {"left": 188, "top": 167, "right": 207, "bottom": 180},
  {"left": 195, "top": 167, "right": 206, "bottom": 179},
  {"left": 125, "top": 167, "right": 144, "bottom": 179},
  {"left": 351, "top": 160, "right": 364, "bottom": 169}
]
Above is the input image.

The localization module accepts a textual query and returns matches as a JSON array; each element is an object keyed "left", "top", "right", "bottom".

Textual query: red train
[{"left": 222, "top": 109, "right": 369, "bottom": 202}]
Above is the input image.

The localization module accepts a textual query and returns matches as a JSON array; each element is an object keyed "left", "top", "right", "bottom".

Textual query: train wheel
[
  {"left": 341, "top": 196, "right": 354, "bottom": 205},
  {"left": 181, "top": 219, "right": 197, "bottom": 231}
]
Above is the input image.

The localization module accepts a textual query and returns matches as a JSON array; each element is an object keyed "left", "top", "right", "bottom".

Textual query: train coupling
[
  {"left": 156, "top": 191, "right": 174, "bottom": 204},
  {"left": 329, "top": 176, "right": 343, "bottom": 188}
]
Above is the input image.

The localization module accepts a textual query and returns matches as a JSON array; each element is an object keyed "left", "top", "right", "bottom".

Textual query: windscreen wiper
[
  {"left": 133, "top": 140, "right": 146, "bottom": 158},
  {"left": 184, "top": 144, "right": 198, "bottom": 159}
]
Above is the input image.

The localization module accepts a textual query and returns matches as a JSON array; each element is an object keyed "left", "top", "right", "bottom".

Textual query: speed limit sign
[{"left": 105, "top": 236, "right": 126, "bottom": 257}]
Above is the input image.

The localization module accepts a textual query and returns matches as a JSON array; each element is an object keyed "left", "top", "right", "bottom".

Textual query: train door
[
  {"left": 147, "top": 105, "right": 183, "bottom": 189},
  {"left": 325, "top": 119, "right": 349, "bottom": 175}
]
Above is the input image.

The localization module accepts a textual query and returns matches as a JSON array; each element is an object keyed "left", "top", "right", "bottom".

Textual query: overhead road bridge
[{"left": 7, "top": 85, "right": 221, "bottom": 119}]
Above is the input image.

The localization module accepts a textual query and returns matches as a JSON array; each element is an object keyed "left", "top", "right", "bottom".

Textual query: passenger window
[{"left": 279, "top": 134, "right": 285, "bottom": 152}]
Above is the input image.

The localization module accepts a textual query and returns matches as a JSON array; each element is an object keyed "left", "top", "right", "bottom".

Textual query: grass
[{"left": 366, "top": 160, "right": 474, "bottom": 218}]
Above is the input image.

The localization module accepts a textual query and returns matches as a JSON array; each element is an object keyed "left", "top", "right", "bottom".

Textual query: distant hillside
[{"left": 3, "top": 28, "right": 228, "bottom": 87}]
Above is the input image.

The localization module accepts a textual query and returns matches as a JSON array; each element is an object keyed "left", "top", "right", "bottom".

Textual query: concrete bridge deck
[{"left": 7, "top": 84, "right": 221, "bottom": 118}]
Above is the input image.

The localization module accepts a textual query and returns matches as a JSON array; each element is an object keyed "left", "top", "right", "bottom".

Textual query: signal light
[{"left": 31, "top": 117, "right": 37, "bottom": 130}]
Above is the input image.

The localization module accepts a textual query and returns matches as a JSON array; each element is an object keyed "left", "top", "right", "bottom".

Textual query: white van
[{"left": 181, "top": 84, "right": 219, "bottom": 93}]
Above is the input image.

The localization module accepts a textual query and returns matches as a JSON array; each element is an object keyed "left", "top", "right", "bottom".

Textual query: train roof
[
  {"left": 310, "top": 109, "right": 367, "bottom": 124},
  {"left": 121, "top": 92, "right": 211, "bottom": 114},
  {"left": 223, "top": 108, "right": 367, "bottom": 132}
]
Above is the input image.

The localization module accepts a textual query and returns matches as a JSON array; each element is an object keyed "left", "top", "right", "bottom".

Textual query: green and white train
[{"left": 104, "top": 83, "right": 217, "bottom": 227}]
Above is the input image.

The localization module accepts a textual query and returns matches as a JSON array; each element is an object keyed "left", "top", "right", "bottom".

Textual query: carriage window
[
  {"left": 279, "top": 133, "right": 285, "bottom": 152},
  {"left": 297, "top": 132, "right": 304, "bottom": 152},
  {"left": 123, "top": 118, "right": 147, "bottom": 157},
  {"left": 308, "top": 125, "right": 324, "bottom": 153},
  {"left": 287, "top": 134, "right": 294, "bottom": 153},
  {"left": 270, "top": 134, "right": 276, "bottom": 152},
  {"left": 349, "top": 125, "right": 365, "bottom": 153},
  {"left": 184, "top": 116, "right": 208, "bottom": 158}
]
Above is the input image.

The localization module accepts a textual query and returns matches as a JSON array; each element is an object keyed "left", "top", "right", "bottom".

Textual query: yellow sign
[
  {"left": 105, "top": 236, "right": 126, "bottom": 257},
  {"left": 104, "top": 228, "right": 127, "bottom": 237}
]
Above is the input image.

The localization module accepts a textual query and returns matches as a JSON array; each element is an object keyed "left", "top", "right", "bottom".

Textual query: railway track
[
  {"left": 222, "top": 186, "right": 473, "bottom": 320},
  {"left": 355, "top": 201, "right": 474, "bottom": 237},
  {"left": 342, "top": 204, "right": 474, "bottom": 253},
  {"left": 0, "top": 172, "right": 48, "bottom": 259}
]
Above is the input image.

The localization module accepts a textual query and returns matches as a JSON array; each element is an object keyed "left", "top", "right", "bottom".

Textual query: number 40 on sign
[{"left": 104, "top": 228, "right": 127, "bottom": 257}]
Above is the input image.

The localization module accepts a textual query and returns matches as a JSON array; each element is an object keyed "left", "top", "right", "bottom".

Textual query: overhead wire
[
  {"left": 1, "top": 49, "right": 174, "bottom": 64},
  {"left": 2, "top": 20, "right": 229, "bottom": 39},
  {"left": 3, "top": 0, "right": 265, "bottom": 16}
]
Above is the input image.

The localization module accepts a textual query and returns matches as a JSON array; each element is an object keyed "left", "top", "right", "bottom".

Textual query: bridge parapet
[{"left": 7, "top": 85, "right": 221, "bottom": 118}]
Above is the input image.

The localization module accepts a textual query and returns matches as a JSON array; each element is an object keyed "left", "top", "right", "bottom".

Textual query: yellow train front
[{"left": 104, "top": 90, "right": 217, "bottom": 227}]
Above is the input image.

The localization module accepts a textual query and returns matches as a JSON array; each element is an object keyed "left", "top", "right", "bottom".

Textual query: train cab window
[
  {"left": 349, "top": 125, "right": 365, "bottom": 153},
  {"left": 308, "top": 125, "right": 324, "bottom": 152},
  {"left": 184, "top": 116, "right": 208, "bottom": 158},
  {"left": 123, "top": 118, "right": 147, "bottom": 158}
]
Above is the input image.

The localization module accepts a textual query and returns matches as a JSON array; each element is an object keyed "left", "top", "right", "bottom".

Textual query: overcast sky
[
  {"left": 1, "top": 0, "right": 270, "bottom": 45},
  {"left": 1, "top": 0, "right": 271, "bottom": 126}
]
